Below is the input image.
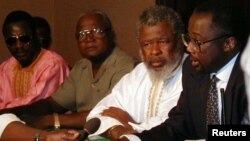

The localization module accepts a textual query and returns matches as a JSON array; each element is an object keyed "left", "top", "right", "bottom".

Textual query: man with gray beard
[{"left": 86, "top": 5, "right": 187, "bottom": 140}]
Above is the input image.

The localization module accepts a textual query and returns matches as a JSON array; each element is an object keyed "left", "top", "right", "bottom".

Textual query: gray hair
[
  {"left": 78, "top": 9, "right": 113, "bottom": 31},
  {"left": 136, "top": 6, "right": 184, "bottom": 39}
]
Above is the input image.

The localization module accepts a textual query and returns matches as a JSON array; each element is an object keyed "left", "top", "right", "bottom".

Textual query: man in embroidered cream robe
[{"left": 86, "top": 6, "right": 187, "bottom": 140}]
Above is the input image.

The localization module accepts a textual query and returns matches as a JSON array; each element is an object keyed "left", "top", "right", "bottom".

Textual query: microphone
[
  {"left": 78, "top": 118, "right": 101, "bottom": 141},
  {"left": 220, "top": 88, "right": 225, "bottom": 125}
]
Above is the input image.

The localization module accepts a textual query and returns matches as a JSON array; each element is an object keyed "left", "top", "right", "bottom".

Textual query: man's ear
[{"left": 224, "top": 36, "right": 237, "bottom": 51}]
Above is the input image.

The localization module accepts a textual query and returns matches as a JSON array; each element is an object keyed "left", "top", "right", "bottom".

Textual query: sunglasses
[{"left": 5, "top": 35, "right": 31, "bottom": 46}]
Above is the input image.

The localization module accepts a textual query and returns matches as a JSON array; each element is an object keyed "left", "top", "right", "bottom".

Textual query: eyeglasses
[
  {"left": 181, "top": 34, "right": 230, "bottom": 52},
  {"left": 5, "top": 35, "right": 31, "bottom": 46},
  {"left": 76, "top": 28, "right": 108, "bottom": 41}
]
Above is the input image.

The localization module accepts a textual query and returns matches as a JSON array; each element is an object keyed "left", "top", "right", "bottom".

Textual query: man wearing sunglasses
[
  {"left": 119, "top": 0, "right": 249, "bottom": 141},
  {"left": 0, "top": 11, "right": 70, "bottom": 109},
  {"left": 0, "top": 9, "right": 135, "bottom": 131}
]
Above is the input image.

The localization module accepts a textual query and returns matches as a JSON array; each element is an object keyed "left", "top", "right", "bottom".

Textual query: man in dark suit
[{"left": 120, "top": 0, "right": 248, "bottom": 141}]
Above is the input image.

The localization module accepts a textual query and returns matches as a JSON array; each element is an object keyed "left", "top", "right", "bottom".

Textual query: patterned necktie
[{"left": 206, "top": 75, "right": 220, "bottom": 125}]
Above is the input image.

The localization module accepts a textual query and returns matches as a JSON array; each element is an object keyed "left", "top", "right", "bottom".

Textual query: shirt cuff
[
  {"left": 89, "top": 116, "right": 123, "bottom": 137},
  {"left": 120, "top": 134, "right": 141, "bottom": 141},
  {"left": 0, "top": 113, "right": 22, "bottom": 138}
]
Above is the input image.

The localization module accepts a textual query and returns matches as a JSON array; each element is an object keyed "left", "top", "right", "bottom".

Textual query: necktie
[{"left": 206, "top": 75, "right": 220, "bottom": 125}]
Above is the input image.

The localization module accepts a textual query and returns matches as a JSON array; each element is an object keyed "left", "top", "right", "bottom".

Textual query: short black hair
[
  {"left": 194, "top": 0, "right": 248, "bottom": 50},
  {"left": 33, "top": 16, "right": 51, "bottom": 36},
  {"left": 33, "top": 16, "right": 52, "bottom": 48},
  {"left": 2, "top": 10, "right": 36, "bottom": 37}
]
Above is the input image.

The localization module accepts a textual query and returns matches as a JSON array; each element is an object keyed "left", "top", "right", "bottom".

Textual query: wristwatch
[{"left": 34, "top": 131, "right": 42, "bottom": 141}]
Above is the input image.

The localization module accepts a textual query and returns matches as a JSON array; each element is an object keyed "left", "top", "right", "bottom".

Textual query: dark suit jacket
[{"left": 136, "top": 55, "right": 247, "bottom": 141}]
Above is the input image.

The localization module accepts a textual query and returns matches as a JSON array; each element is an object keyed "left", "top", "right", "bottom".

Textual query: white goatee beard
[
  {"left": 146, "top": 54, "right": 182, "bottom": 118},
  {"left": 147, "top": 54, "right": 181, "bottom": 83}
]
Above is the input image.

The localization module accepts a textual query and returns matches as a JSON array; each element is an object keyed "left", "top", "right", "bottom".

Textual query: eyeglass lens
[
  {"left": 77, "top": 28, "right": 106, "bottom": 41},
  {"left": 181, "top": 33, "right": 230, "bottom": 48},
  {"left": 5, "top": 35, "right": 31, "bottom": 46}
]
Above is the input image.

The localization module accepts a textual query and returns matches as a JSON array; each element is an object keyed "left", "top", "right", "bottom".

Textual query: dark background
[{"left": 156, "top": 0, "right": 250, "bottom": 35}]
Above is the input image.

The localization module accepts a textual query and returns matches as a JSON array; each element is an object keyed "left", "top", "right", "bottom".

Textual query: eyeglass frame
[
  {"left": 75, "top": 28, "right": 109, "bottom": 41},
  {"left": 181, "top": 33, "right": 231, "bottom": 52},
  {"left": 5, "top": 35, "right": 32, "bottom": 46}
]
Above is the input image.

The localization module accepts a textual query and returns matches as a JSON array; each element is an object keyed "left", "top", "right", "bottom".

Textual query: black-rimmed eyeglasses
[
  {"left": 76, "top": 28, "right": 108, "bottom": 41},
  {"left": 5, "top": 35, "right": 31, "bottom": 46},
  {"left": 181, "top": 34, "right": 231, "bottom": 52}
]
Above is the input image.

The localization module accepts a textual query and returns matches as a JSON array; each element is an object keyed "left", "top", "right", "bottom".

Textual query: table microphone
[
  {"left": 78, "top": 118, "right": 101, "bottom": 141},
  {"left": 220, "top": 88, "right": 225, "bottom": 125}
]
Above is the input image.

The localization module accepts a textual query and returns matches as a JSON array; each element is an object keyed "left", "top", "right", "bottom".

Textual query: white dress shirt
[{"left": 214, "top": 53, "right": 238, "bottom": 124}]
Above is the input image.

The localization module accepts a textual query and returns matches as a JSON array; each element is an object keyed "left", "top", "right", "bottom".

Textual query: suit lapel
[
  {"left": 190, "top": 72, "right": 210, "bottom": 132},
  {"left": 224, "top": 56, "right": 241, "bottom": 123}
]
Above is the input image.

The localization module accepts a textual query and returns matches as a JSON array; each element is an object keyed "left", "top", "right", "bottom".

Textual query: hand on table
[
  {"left": 107, "top": 125, "right": 136, "bottom": 141},
  {"left": 43, "top": 129, "right": 80, "bottom": 141},
  {"left": 101, "top": 107, "right": 135, "bottom": 128}
]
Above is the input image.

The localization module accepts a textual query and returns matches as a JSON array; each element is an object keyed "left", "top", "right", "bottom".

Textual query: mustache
[
  {"left": 151, "top": 56, "right": 164, "bottom": 60},
  {"left": 149, "top": 56, "right": 165, "bottom": 62},
  {"left": 189, "top": 55, "right": 198, "bottom": 62}
]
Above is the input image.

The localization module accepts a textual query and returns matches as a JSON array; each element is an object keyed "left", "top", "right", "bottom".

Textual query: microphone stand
[{"left": 220, "top": 88, "right": 225, "bottom": 125}]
